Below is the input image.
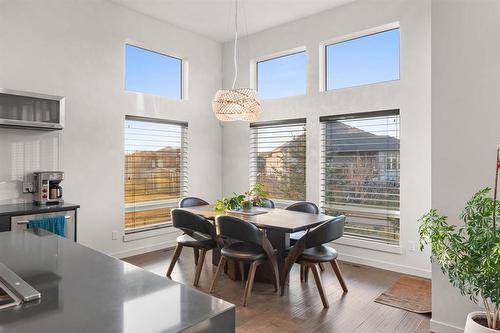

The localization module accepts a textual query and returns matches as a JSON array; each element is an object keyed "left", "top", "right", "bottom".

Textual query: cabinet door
[{"left": 0, "top": 216, "right": 10, "bottom": 232}]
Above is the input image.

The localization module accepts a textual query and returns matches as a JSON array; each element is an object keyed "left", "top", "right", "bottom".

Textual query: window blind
[
  {"left": 124, "top": 116, "right": 188, "bottom": 233},
  {"left": 320, "top": 110, "right": 400, "bottom": 244},
  {"left": 249, "top": 118, "right": 306, "bottom": 201}
]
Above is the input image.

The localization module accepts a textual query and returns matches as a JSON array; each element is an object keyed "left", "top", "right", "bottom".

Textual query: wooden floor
[{"left": 124, "top": 249, "right": 430, "bottom": 333}]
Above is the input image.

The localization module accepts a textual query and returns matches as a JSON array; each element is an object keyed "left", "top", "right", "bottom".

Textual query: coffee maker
[{"left": 33, "top": 171, "right": 64, "bottom": 205}]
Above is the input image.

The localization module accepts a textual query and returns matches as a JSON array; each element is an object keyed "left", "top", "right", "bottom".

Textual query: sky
[{"left": 125, "top": 44, "right": 182, "bottom": 99}]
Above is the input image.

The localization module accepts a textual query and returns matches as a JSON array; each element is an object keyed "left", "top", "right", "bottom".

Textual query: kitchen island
[{"left": 0, "top": 230, "right": 235, "bottom": 333}]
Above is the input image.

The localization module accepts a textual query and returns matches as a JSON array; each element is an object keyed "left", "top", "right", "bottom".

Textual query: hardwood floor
[{"left": 123, "top": 248, "right": 430, "bottom": 333}]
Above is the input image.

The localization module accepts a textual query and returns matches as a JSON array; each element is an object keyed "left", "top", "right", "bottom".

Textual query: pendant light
[{"left": 212, "top": 0, "right": 261, "bottom": 122}]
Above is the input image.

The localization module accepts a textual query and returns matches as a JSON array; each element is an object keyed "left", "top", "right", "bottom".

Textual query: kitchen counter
[
  {"left": 0, "top": 202, "right": 80, "bottom": 217},
  {"left": 0, "top": 231, "right": 235, "bottom": 333}
]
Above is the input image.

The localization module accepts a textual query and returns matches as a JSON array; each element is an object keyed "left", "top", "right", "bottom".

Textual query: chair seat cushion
[
  {"left": 299, "top": 245, "right": 338, "bottom": 262},
  {"left": 177, "top": 233, "right": 215, "bottom": 248},
  {"left": 221, "top": 242, "right": 268, "bottom": 262}
]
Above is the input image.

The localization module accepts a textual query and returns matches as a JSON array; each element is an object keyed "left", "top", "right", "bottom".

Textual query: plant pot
[
  {"left": 464, "top": 311, "right": 499, "bottom": 333},
  {"left": 241, "top": 201, "right": 252, "bottom": 210}
]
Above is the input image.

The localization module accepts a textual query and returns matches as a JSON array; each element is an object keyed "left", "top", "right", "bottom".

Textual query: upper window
[
  {"left": 257, "top": 51, "right": 307, "bottom": 100},
  {"left": 124, "top": 116, "right": 188, "bottom": 233},
  {"left": 125, "top": 44, "right": 182, "bottom": 99},
  {"left": 325, "top": 28, "right": 400, "bottom": 90},
  {"left": 320, "top": 110, "right": 400, "bottom": 245},
  {"left": 249, "top": 119, "right": 306, "bottom": 201}
]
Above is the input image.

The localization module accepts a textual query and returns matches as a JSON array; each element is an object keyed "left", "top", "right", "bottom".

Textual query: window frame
[
  {"left": 319, "top": 109, "right": 401, "bottom": 246},
  {"left": 249, "top": 118, "right": 307, "bottom": 204},
  {"left": 123, "top": 115, "right": 188, "bottom": 235},
  {"left": 124, "top": 41, "right": 188, "bottom": 100},
  {"left": 318, "top": 22, "right": 400, "bottom": 92},
  {"left": 250, "top": 46, "right": 307, "bottom": 100}
]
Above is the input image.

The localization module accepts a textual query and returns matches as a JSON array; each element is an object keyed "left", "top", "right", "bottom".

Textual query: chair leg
[
  {"left": 242, "top": 261, "right": 259, "bottom": 307},
  {"left": 319, "top": 262, "right": 325, "bottom": 272},
  {"left": 210, "top": 256, "right": 226, "bottom": 293},
  {"left": 193, "top": 248, "right": 199, "bottom": 266},
  {"left": 166, "top": 244, "right": 183, "bottom": 277},
  {"left": 238, "top": 262, "right": 245, "bottom": 281},
  {"left": 193, "top": 248, "right": 207, "bottom": 287},
  {"left": 330, "top": 259, "right": 348, "bottom": 292},
  {"left": 304, "top": 265, "right": 310, "bottom": 283},
  {"left": 269, "top": 258, "right": 280, "bottom": 294},
  {"left": 300, "top": 264, "right": 304, "bottom": 282},
  {"left": 307, "top": 263, "right": 329, "bottom": 308}
]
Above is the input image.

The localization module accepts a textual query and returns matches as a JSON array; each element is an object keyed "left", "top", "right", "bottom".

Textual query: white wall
[
  {"left": 431, "top": 1, "right": 500, "bottom": 332},
  {"left": 0, "top": 0, "right": 222, "bottom": 257},
  {"left": 221, "top": 0, "right": 432, "bottom": 277}
]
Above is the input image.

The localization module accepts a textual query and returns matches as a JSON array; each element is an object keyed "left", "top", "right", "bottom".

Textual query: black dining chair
[
  {"left": 210, "top": 215, "right": 280, "bottom": 306},
  {"left": 254, "top": 198, "right": 275, "bottom": 209},
  {"left": 280, "top": 216, "right": 347, "bottom": 308},
  {"left": 166, "top": 209, "right": 217, "bottom": 287},
  {"left": 179, "top": 197, "right": 210, "bottom": 265},
  {"left": 285, "top": 201, "right": 325, "bottom": 271},
  {"left": 179, "top": 196, "right": 209, "bottom": 208}
]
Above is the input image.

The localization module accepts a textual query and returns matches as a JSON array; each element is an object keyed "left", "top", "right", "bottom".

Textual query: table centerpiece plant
[
  {"left": 215, "top": 183, "right": 269, "bottom": 211},
  {"left": 419, "top": 146, "right": 500, "bottom": 332}
]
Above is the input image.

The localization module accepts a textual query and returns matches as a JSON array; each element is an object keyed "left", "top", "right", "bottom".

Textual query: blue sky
[
  {"left": 125, "top": 44, "right": 182, "bottom": 99},
  {"left": 257, "top": 51, "right": 307, "bottom": 100},
  {"left": 326, "top": 28, "right": 400, "bottom": 90}
]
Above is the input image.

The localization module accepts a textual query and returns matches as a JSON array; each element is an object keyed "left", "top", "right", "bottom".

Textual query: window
[
  {"left": 325, "top": 28, "right": 400, "bottom": 90},
  {"left": 125, "top": 44, "right": 182, "bottom": 99},
  {"left": 256, "top": 51, "right": 307, "bottom": 100},
  {"left": 250, "top": 119, "right": 306, "bottom": 201},
  {"left": 124, "top": 116, "right": 187, "bottom": 233},
  {"left": 320, "top": 110, "right": 400, "bottom": 244}
]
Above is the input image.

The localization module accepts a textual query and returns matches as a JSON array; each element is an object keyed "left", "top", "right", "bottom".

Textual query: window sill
[
  {"left": 123, "top": 225, "right": 178, "bottom": 242},
  {"left": 332, "top": 235, "right": 402, "bottom": 254}
]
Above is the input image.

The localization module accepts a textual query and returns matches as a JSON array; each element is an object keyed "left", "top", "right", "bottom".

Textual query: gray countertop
[
  {"left": 0, "top": 202, "right": 80, "bottom": 217},
  {"left": 0, "top": 231, "right": 235, "bottom": 333}
]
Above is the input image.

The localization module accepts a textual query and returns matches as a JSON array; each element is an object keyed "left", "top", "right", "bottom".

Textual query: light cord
[{"left": 231, "top": 0, "right": 239, "bottom": 90}]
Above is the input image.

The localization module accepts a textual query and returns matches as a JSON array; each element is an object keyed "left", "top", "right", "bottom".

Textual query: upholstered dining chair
[
  {"left": 280, "top": 216, "right": 348, "bottom": 308},
  {"left": 256, "top": 198, "right": 275, "bottom": 208},
  {"left": 210, "top": 215, "right": 280, "bottom": 306},
  {"left": 166, "top": 209, "right": 217, "bottom": 287},
  {"left": 179, "top": 196, "right": 210, "bottom": 265},
  {"left": 285, "top": 201, "right": 325, "bottom": 271}
]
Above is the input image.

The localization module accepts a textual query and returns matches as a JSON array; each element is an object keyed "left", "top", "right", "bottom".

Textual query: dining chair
[
  {"left": 210, "top": 215, "right": 280, "bottom": 306},
  {"left": 285, "top": 201, "right": 325, "bottom": 271},
  {"left": 280, "top": 216, "right": 347, "bottom": 308},
  {"left": 179, "top": 196, "right": 210, "bottom": 265},
  {"left": 255, "top": 198, "right": 275, "bottom": 208},
  {"left": 166, "top": 209, "right": 217, "bottom": 287}
]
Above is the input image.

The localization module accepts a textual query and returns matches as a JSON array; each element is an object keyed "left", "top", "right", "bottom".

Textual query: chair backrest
[
  {"left": 257, "top": 198, "right": 275, "bottom": 209},
  {"left": 285, "top": 201, "right": 319, "bottom": 214},
  {"left": 171, "top": 209, "right": 214, "bottom": 237},
  {"left": 179, "top": 197, "right": 209, "bottom": 208},
  {"left": 304, "top": 216, "right": 345, "bottom": 249},
  {"left": 215, "top": 215, "right": 263, "bottom": 247}
]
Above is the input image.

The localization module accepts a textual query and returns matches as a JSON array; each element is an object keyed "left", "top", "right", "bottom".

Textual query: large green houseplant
[{"left": 419, "top": 147, "right": 500, "bottom": 332}]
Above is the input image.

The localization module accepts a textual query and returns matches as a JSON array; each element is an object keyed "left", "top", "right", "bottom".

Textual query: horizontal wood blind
[
  {"left": 320, "top": 110, "right": 400, "bottom": 244},
  {"left": 124, "top": 116, "right": 187, "bottom": 233},
  {"left": 249, "top": 119, "right": 306, "bottom": 201}
]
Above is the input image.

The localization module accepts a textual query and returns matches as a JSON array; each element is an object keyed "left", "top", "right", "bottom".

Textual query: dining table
[{"left": 178, "top": 204, "right": 335, "bottom": 284}]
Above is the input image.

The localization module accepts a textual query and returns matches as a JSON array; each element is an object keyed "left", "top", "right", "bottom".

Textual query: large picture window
[
  {"left": 124, "top": 116, "right": 188, "bottom": 233},
  {"left": 125, "top": 44, "right": 182, "bottom": 99},
  {"left": 325, "top": 28, "right": 400, "bottom": 90},
  {"left": 320, "top": 110, "right": 400, "bottom": 244},
  {"left": 250, "top": 119, "right": 306, "bottom": 201}
]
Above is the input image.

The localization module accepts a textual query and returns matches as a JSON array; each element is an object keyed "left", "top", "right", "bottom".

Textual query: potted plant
[
  {"left": 248, "top": 182, "right": 269, "bottom": 207},
  {"left": 419, "top": 146, "right": 500, "bottom": 332}
]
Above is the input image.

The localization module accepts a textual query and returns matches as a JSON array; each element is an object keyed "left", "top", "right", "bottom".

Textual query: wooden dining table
[{"left": 178, "top": 204, "right": 334, "bottom": 284}]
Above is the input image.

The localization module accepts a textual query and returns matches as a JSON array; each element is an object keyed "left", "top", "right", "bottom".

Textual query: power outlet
[
  {"left": 22, "top": 182, "right": 33, "bottom": 193},
  {"left": 408, "top": 241, "right": 416, "bottom": 252},
  {"left": 112, "top": 231, "right": 118, "bottom": 240}
]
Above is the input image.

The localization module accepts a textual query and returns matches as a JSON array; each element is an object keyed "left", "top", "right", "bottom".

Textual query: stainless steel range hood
[{"left": 0, "top": 89, "right": 64, "bottom": 130}]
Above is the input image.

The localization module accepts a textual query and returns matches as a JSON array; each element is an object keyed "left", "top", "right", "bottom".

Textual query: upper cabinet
[{"left": 0, "top": 89, "right": 64, "bottom": 130}]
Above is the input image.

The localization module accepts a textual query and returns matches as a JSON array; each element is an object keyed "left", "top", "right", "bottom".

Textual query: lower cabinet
[{"left": 0, "top": 216, "right": 10, "bottom": 232}]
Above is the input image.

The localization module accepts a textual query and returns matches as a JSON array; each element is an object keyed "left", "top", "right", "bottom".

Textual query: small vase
[
  {"left": 464, "top": 312, "right": 499, "bottom": 333},
  {"left": 241, "top": 201, "right": 252, "bottom": 210}
]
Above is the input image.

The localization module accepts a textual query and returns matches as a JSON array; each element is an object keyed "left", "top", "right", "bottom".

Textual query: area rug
[{"left": 374, "top": 276, "right": 432, "bottom": 314}]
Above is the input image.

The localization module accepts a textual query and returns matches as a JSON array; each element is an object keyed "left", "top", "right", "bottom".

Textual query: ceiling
[{"left": 112, "top": 0, "right": 354, "bottom": 42}]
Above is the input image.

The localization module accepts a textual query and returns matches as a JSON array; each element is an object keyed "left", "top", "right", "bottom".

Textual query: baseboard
[
  {"left": 110, "top": 241, "right": 177, "bottom": 259},
  {"left": 430, "top": 319, "right": 464, "bottom": 333},
  {"left": 338, "top": 252, "right": 432, "bottom": 278}
]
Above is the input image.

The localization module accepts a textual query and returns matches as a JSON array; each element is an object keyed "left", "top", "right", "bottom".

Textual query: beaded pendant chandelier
[{"left": 212, "top": 0, "right": 261, "bottom": 122}]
